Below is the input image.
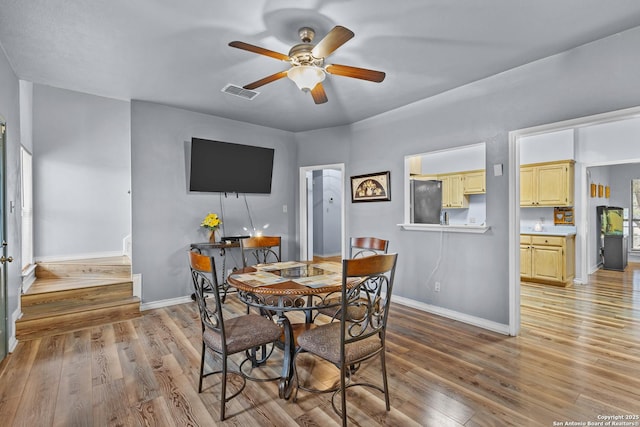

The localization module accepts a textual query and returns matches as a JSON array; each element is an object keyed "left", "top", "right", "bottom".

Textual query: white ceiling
[{"left": 2, "top": 0, "right": 640, "bottom": 132}]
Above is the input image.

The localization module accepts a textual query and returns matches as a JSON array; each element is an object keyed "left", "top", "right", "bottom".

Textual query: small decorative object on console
[{"left": 201, "top": 212, "right": 222, "bottom": 242}]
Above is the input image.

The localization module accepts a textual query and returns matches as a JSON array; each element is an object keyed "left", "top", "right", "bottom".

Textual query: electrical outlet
[{"left": 435, "top": 281, "right": 441, "bottom": 292}]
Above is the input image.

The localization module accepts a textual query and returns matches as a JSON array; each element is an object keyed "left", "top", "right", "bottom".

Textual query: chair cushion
[
  {"left": 316, "top": 297, "right": 368, "bottom": 320},
  {"left": 203, "top": 314, "right": 281, "bottom": 355},
  {"left": 297, "top": 322, "right": 382, "bottom": 365}
]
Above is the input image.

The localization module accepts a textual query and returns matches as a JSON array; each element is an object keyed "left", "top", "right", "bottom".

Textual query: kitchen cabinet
[
  {"left": 520, "top": 160, "right": 574, "bottom": 207},
  {"left": 440, "top": 173, "right": 468, "bottom": 208},
  {"left": 520, "top": 234, "right": 575, "bottom": 286},
  {"left": 409, "top": 156, "right": 422, "bottom": 175},
  {"left": 463, "top": 169, "right": 486, "bottom": 194},
  {"left": 520, "top": 242, "right": 532, "bottom": 279}
]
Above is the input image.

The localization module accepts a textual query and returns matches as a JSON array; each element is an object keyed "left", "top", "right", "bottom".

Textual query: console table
[{"left": 190, "top": 241, "right": 241, "bottom": 301}]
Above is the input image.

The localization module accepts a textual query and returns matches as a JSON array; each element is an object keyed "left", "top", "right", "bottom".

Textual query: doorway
[
  {"left": 509, "top": 105, "right": 640, "bottom": 335},
  {"left": 298, "top": 164, "right": 345, "bottom": 261},
  {"left": 586, "top": 162, "right": 640, "bottom": 271}
]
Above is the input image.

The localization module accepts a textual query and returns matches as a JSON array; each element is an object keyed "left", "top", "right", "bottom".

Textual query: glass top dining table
[
  {"left": 228, "top": 260, "right": 361, "bottom": 294},
  {"left": 227, "top": 260, "right": 360, "bottom": 399}
]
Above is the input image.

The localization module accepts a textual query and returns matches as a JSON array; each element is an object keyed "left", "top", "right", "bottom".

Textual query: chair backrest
[
  {"left": 340, "top": 253, "right": 398, "bottom": 344},
  {"left": 240, "top": 236, "right": 282, "bottom": 267},
  {"left": 349, "top": 237, "right": 389, "bottom": 258},
  {"left": 188, "top": 250, "right": 225, "bottom": 338}
]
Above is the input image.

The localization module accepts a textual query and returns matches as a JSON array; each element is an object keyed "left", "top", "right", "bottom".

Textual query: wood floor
[{"left": 1, "top": 265, "right": 639, "bottom": 426}]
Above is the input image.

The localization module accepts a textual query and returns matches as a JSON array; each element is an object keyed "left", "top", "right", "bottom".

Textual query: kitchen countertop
[{"left": 520, "top": 226, "right": 576, "bottom": 236}]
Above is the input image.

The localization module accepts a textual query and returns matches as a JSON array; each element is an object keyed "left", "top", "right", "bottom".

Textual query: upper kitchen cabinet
[
  {"left": 440, "top": 173, "right": 468, "bottom": 208},
  {"left": 408, "top": 156, "right": 422, "bottom": 175},
  {"left": 520, "top": 160, "right": 574, "bottom": 207},
  {"left": 463, "top": 169, "right": 486, "bottom": 194}
]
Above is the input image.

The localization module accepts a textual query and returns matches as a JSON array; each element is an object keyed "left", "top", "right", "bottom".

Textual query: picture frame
[{"left": 350, "top": 171, "right": 391, "bottom": 202}]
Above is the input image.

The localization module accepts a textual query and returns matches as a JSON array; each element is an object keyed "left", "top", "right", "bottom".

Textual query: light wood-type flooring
[{"left": 0, "top": 264, "right": 639, "bottom": 426}]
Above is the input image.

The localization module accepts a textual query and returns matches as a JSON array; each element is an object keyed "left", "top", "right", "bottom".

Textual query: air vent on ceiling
[{"left": 221, "top": 84, "right": 260, "bottom": 100}]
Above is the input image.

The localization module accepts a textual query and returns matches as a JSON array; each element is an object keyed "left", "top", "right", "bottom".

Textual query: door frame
[
  {"left": 298, "top": 163, "right": 346, "bottom": 261},
  {"left": 0, "top": 118, "right": 7, "bottom": 361},
  {"left": 508, "top": 105, "right": 640, "bottom": 336}
]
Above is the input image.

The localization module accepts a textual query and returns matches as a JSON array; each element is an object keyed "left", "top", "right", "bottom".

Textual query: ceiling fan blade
[
  {"left": 325, "top": 64, "right": 386, "bottom": 82},
  {"left": 311, "top": 26, "right": 354, "bottom": 59},
  {"left": 310, "top": 83, "right": 328, "bottom": 104},
  {"left": 243, "top": 70, "right": 288, "bottom": 90},
  {"left": 229, "top": 41, "right": 290, "bottom": 61}
]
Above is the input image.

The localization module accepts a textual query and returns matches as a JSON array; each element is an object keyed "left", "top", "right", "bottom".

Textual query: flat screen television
[{"left": 189, "top": 138, "right": 275, "bottom": 194}]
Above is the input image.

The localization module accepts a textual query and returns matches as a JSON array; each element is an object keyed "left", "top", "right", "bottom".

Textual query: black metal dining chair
[
  {"left": 239, "top": 235, "right": 283, "bottom": 317},
  {"left": 293, "top": 253, "right": 398, "bottom": 427},
  {"left": 188, "top": 250, "right": 282, "bottom": 421},
  {"left": 349, "top": 236, "right": 389, "bottom": 258},
  {"left": 315, "top": 236, "right": 390, "bottom": 320},
  {"left": 240, "top": 235, "right": 282, "bottom": 267}
]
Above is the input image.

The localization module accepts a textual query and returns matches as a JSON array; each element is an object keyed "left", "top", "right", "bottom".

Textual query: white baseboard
[
  {"left": 141, "top": 295, "right": 192, "bottom": 311},
  {"left": 9, "top": 307, "right": 22, "bottom": 352},
  {"left": 391, "top": 294, "right": 511, "bottom": 336},
  {"left": 139, "top": 292, "right": 510, "bottom": 336},
  {"left": 123, "top": 234, "right": 132, "bottom": 260},
  {"left": 137, "top": 272, "right": 195, "bottom": 311},
  {"left": 132, "top": 274, "right": 142, "bottom": 299},
  {"left": 35, "top": 251, "right": 124, "bottom": 263},
  {"left": 21, "top": 264, "right": 37, "bottom": 294},
  {"left": 315, "top": 252, "right": 341, "bottom": 257}
]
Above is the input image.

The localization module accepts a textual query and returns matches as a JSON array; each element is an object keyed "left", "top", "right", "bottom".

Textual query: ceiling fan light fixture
[
  {"left": 229, "top": 25, "right": 384, "bottom": 103},
  {"left": 287, "top": 65, "right": 325, "bottom": 91}
]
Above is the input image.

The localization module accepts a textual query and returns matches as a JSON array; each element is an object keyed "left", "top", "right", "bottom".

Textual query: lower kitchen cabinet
[{"left": 520, "top": 234, "right": 575, "bottom": 286}]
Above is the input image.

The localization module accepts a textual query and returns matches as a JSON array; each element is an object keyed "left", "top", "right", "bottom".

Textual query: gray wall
[
  {"left": 312, "top": 170, "right": 324, "bottom": 255},
  {"left": 320, "top": 169, "right": 342, "bottom": 256},
  {"left": 0, "top": 43, "right": 24, "bottom": 343},
  {"left": 609, "top": 164, "right": 640, "bottom": 211},
  {"left": 609, "top": 163, "right": 640, "bottom": 260},
  {"left": 296, "top": 26, "right": 640, "bottom": 326},
  {"left": 587, "top": 165, "right": 611, "bottom": 270},
  {"left": 312, "top": 169, "right": 342, "bottom": 257},
  {"left": 3, "top": 22, "right": 640, "bottom": 335},
  {"left": 130, "top": 101, "right": 297, "bottom": 303},
  {"left": 32, "top": 85, "right": 131, "bottom": 259}
]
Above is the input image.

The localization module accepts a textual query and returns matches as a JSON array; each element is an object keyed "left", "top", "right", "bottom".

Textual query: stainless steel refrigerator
[{"left": 410, "top": 179, "right": 442, "bottom": 224}]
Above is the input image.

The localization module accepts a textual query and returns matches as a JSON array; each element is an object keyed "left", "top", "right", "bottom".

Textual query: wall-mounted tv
[{"left": 189, "top": 138, "right": 275, "bottom": 194}]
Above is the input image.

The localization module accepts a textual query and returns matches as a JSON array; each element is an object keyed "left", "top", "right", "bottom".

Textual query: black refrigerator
[{"left": 410, "top": 179, "right": 442, "bottom": 224}]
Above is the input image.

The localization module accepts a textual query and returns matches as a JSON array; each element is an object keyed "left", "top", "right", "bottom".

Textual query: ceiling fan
[{"left": 229, "top": 25, "right": 385, "bottom": 104}]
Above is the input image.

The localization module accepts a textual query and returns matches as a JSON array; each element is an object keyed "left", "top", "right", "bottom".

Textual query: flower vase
[{"left": 208, "top": 229, "right": 219, "bottom": 243}]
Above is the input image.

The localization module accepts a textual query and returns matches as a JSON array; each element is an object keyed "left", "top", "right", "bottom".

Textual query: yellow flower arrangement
[{"left": 201, "top": 212, "right": 222, "bottom": 231}]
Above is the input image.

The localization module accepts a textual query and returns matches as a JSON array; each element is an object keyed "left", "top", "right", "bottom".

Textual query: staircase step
[
  {"left": 35, "top": 256, "right": 131, "bottom": 279},
  {"left": 22, "top": 278, "right": 133, "bottom": 309},
  {"left": 17, "top": 255, "right": 139, "bottom": 341},
  {"left": 16, "top": 296, "right": 141, "bottom": 341},
  {"left": 22, "top": 278, "right": 133, "bottom": 308}
]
